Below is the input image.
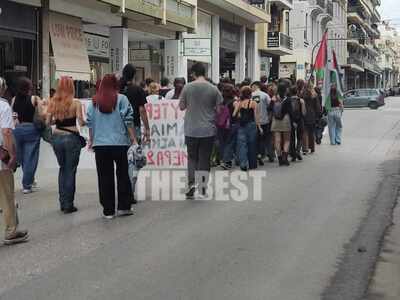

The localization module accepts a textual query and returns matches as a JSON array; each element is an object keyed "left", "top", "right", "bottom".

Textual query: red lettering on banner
[
  {"left": 156, "top": 151, "right": 164, "bottom": 166},
  {"left": 147, "top": 151, "right": 155, "bottom": 165}
]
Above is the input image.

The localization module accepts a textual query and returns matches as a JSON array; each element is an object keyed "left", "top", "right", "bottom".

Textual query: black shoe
[
  {"left": 278, "top": 156, "right": 283, "bottom": 166},
  {"left": 221, "top": 162, "right": 232, "bottom": 170},
  {"left": 4, "top": 230, "right": 29, "bottom": 245},
  {"left": 240, "top": 166, "right": 248, "bottom": 172},
  {"left": 186, "top": 185, "right": 196, "bottom": 199},
  {"left": 296, "top": 153, "right": 303, "bottom": 161},
  {"left": 291, "top": 155, "right": 297, "bottom": 162},
  {"left": 258, "top": 158, "right": 265, "bottom": 166},
  {"left": 316, "top": 139, "right": 321, "bottom": 145},
  {"left": 64, "top": 207, "right": 78, "bottom": 214},
  {"left": 282, "top": 153, "right": 290, "bottom": 166}
]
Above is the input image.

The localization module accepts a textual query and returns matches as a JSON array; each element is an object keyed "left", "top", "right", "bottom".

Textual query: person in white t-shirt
[{"left": 0, "top": 77, "right": 29, "bottom": 245}]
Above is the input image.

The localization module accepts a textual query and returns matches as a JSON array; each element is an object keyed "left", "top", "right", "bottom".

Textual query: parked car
[{"left": 343, "top": 89, "right": 385, "bottom": 109}]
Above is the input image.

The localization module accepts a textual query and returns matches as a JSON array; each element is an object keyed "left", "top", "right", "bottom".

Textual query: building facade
[
  {"left": 377, "top": 22, "right": 400, "bottom": 89},
  {"left": 280, "top": 0, "right": 347, "bottom": 81},
  {"left": 1, "top": 0, "right": 270, "bottom": 99},
  {"left": 251, "top": 0, "right": 293, "bottom": 81},
  {"left": 344, "top": 0, "right": 381, "bottom": 90}
]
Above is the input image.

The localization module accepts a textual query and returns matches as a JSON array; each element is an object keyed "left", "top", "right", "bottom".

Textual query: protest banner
[{"left": 142, "top": 100, "right": 187, "bottom": 169}]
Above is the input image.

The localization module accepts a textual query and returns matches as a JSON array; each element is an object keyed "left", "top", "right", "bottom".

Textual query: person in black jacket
[
  {"left": 302, "top": 84, "right": 321, "bottom": 154},
  {"left": 289, "top": 85, "right": 306, "bottom": 162}
]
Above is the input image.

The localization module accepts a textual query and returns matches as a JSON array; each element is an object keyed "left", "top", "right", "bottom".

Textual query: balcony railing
[
  {"left": 267, "top": 32, "right": 293, "bottom": 50},
  {"left": 348, "top": 57, "right": 364, "bottom": 68}
]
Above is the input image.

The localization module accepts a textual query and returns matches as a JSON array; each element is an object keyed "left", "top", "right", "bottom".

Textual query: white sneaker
[
  {"left": 102, "top": 214, "right": 115, "bottom": 220},
  {"left": 22, "top": 189, "right": 32, "bottom": 194}
]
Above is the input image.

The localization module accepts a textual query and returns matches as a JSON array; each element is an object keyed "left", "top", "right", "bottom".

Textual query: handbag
[
  {"left": 0, "top": 146, "right": 10, "bottom": 164},
  {"left": 58, "top": 127, "right": 87, "bottom": 148}
]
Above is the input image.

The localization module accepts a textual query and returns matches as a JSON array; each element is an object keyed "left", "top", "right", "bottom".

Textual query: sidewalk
[{"left": 366, "top": 194, "right": 400, "bottom": 300}]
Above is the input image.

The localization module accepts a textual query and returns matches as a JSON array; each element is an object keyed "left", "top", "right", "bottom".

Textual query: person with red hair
[
  {"left": 46, "top": 76, "right": 85, "bottom": 214},
  {"left": 87, "top": 74, "right": 138, "bottom": 219}
]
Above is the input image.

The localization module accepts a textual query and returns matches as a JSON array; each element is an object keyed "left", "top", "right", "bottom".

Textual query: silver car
[{"left": 343, "top": 89, "right": 385, "bottom": 110}]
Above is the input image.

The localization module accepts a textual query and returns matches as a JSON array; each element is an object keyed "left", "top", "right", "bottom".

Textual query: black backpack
[{"left": 291, "top": 96, "right": 302, "bottom": 122}]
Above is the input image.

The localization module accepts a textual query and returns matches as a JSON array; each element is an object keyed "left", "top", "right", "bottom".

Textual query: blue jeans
[
  {"left": 13, "top": 123, "right": 41, "bottom": 189},
  {"left": 237, "top": 122, "right": 258, "bottom": 169},
  {"left": 223, "top": 123, "right": 239, "bottom": 163},
  {"left": 52, "top": 134, "right": 82, "bottom": 210},
  {"left": 328, "top": 109, "right": 343, "bottom": 145}
]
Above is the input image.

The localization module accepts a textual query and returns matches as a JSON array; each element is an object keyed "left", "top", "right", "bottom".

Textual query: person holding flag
[
  {"left": 313, "top": 30, "right": 344, "bottom": 145},
  {"left": 326, "top": 50, "right": 344, "bottom": 145}
]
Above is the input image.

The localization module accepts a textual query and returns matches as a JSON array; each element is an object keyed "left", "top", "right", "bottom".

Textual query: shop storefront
[
  {"left": 85, "top": 31, "right": 111, "bottom": 86},
  {"left": 48, "top": 12, "right": 91, "bottom": 97},
  {"left": 182, "top": 10, "right": 212, "bottom": 80},
  {"left": 0, "top": 0, "right": 39, "bottom": 97},
  {"left": 220, "top": 20, "right": 241, "bottom": 81}
]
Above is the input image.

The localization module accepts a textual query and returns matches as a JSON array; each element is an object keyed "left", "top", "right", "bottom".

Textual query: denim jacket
[{"left": 87, "top": 94, "right": 134, "bottom": 147}]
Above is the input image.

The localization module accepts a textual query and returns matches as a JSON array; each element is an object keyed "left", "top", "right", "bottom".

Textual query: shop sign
[
  {"left": 49, "top": 12, "right": 90, "bottom": 81},
  {"left": 267, "top": 32, "right": 280, "bottom": 48},
  {"left": 183, "top": 39, "right": 211, "bottom": 56},
  {"left": 279, "top": 63, "right": 296, "bottom": 78},
  {"left": 164, "top": 40, "right": 179, "bottom": 81},
  {"left": 85, "top": 33, "right": 110, "bottom": 59},
  {"left": 128, "top": 49, "right": 151, "bottom": 62},
  {"left": 220, "top": 21, "right": 240, "bottom": 52}
]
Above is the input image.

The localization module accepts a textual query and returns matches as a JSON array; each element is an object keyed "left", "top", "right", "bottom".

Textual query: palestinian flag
[
  {"left": 331, "top": 50, "right": 344, "bottom": 94},
  {"left": 325, "top": 50, "right": 344, "bottom": 110},
  {"left": 314, "top": 30, "right": 328, "bottom": 88}
]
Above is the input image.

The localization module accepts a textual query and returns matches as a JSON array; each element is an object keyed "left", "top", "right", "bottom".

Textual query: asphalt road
[{"left": 1, "top": 98, "right": 400, "bottom": 300}]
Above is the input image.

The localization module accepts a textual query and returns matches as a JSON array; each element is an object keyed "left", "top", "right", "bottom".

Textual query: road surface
[{"left": 1, "top": 98, "right": 400, "bottom": 300}]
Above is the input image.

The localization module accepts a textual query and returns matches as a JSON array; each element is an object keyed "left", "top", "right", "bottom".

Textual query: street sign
[{"left": 183, "top": 38, "right": 211, "bottom": 56}]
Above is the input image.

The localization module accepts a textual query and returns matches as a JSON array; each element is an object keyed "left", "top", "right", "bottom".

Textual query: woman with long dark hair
[
  {"left": 12, "top": 77, "right": 42, "bottom": 193},
  {"left": 327, "top": 84, "right": 344, "bottom": 145},
  {"left": 269, "top": 80, "right": 292, "bottom": 166},
  {"left": 233, "top": 86, "right": 260, "bottom": 171},
  {"left": 46, "top": 77, "right": 85, "bottom": 213},
  {"left": 87, "top": 74, "right": 138, "bottom": 219}
]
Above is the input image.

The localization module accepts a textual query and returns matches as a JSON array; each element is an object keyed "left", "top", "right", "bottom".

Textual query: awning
[{"left": 49, "top": 12, "right": 91, "bottom": 81}]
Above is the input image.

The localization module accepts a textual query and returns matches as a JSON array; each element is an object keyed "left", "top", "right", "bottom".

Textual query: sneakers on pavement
[
  {"left": 22, "top": 188, "right": 32, "bottom": 194},
  {"left": 103, "top": 214, "right": 115, "bottom": 220},
  {"left": 4, "top": 230, "right": 29, "bottom": 245},
  {"left": 63, "top": 207, "right": 78, "bottom": 214},
  {"left": 117, "top": 209, "right": 134, "bottom": 217},
  {"left": 186, "top": 185, "right": 196, "bottom": 200}
]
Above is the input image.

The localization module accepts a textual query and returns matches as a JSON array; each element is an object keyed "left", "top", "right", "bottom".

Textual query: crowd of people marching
[{"left": 0, "top": 62, "right": 343, "bottom": 245}]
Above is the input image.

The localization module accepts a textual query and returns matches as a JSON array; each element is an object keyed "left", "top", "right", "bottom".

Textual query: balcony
[
  {"left": 99, "top": 0, "right": 196, "bottom": 30},
  {"left": 346, "top": 56, "right": 365, "bottom": 72},
  {"left": 348, "top": 6, "right": 365, "bottom": 25},
  {"left": 261, "top": 31, "right": 293, "bottom": 55},
  {"left": 269, "top": 0, "right": 293, "bottom": 10},
  {"left": 204, "top": 0, "right": 270, "bottom": 23}
]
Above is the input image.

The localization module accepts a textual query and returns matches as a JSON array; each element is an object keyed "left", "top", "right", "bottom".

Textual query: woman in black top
[
  {"left": 233, "top": 86, "right": 261, "bottom": 171},
  {"left": 12, "top": 77, "right": 42, "bottom": 194}
]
